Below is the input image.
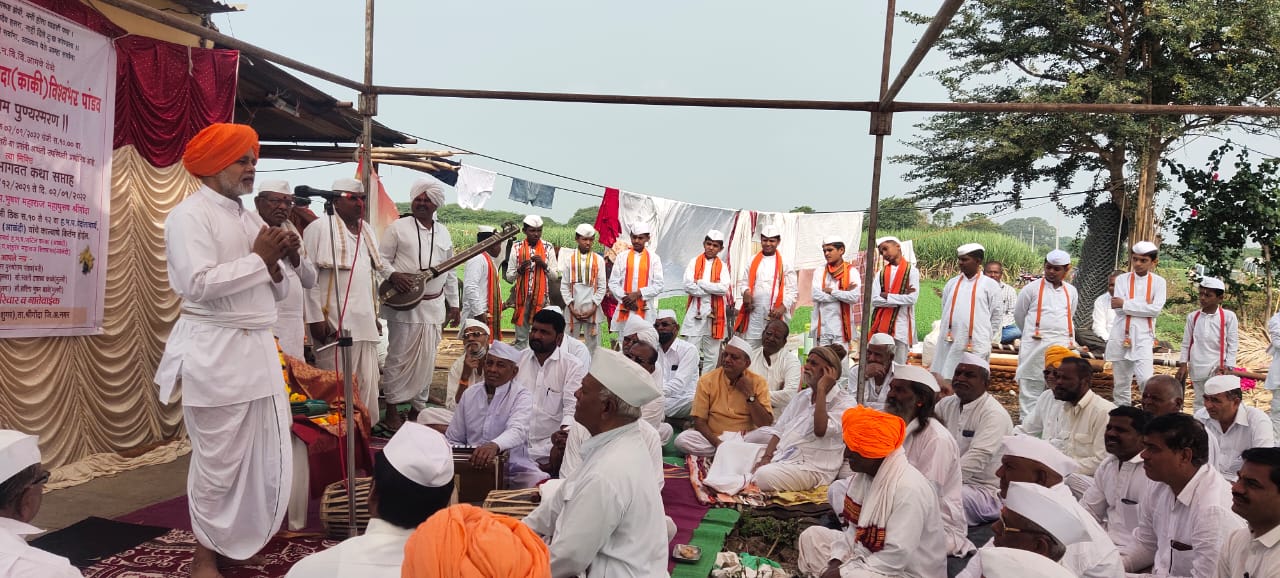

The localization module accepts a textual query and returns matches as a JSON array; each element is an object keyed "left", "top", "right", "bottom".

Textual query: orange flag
[{"left": 356, "top": 158, "right": 401, "bottom": 236}]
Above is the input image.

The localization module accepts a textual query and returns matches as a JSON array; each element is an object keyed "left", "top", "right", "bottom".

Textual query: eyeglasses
[
  {"left": 462, "top": 331, "right": 487, "bottom": 339},
  {"left": 29, "top": 470, "right": 50, "bottom": 487}
]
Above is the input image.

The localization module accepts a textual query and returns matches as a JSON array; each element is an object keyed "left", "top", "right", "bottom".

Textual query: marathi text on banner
[{"left": 0, "top": 0, "right": 113, "bottom": 337}]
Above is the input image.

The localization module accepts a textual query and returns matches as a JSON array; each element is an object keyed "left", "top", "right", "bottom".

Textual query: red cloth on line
[
  {"left": 290, "top": 416, "right": 374, "bottom": 499},
  {"left": 594, "top": 187, "right": 622, "bottom": 248},
  {"left": 114, "top": 36, "right": 239, "bottom": 168}
]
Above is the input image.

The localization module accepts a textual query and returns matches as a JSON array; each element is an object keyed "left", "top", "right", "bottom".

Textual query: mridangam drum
[
  {"left": 453, "top": 446, "right": 509, "bottom": 504},
  {"left": 481, "top": 487, "right": 541, "bottom": 520},
  {"left": 319, "top": 476, "right": 372, "bottom": 540}
]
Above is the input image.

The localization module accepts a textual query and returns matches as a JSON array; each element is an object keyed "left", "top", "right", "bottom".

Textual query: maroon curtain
[{"left": 114, "top": 36, "right": 239, "bottom": 168}]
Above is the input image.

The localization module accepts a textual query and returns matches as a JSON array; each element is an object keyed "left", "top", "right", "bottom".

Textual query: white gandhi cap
[
  {"left": 331, "top": 177, "right": 364, "bottom": 194},
  {"left": 1132, "top": 241, "right": 1159, "bottom": 255},
  {"left": 575, "top": 223, "right": 597, "bottom": 238},
  {"left": 487, "top": 341, "right": 522, "bottom": 363},
  {"left": 979, "top": 547, "right": 1074, "bottom": 578},
  {"left": 822, "top": 235, "right": 845, "bottom": 246},
  {"left": 1003, "top": 481, "right": 1091, "bottom": 546},
  {"left": 891, "top": 362, "right": 940, "bottom": 393},
  {"left": 630, "top": 222, "right": 652, "bottom": 236},
  {"left": 706, "top": 229, "right": 725, "bottom": 242},
  {"left": 957, "top": 243, "right": 984, "bottom": 256},
  {"left": 382, "top": 422, "right": 454, "bottom": 487},
  {"left": 957, "top": 351, "right": 989, "bottom": 371},
  {"left": 725, "top": 336, "right": 751, "bottom": 356},
  {"left": 0, "top": 430, "right": 40, "bottom": 484},
  {"left": 868, "top": 333, "right": 896, "bottom": 347},
  {"left": 1001, "top": 434, "right": 1078, "bottom": 476},
  {"left": 657, "top": 309, "right": 677, "bottom": 321},
  {"left": 1200, "top": 276, "right": 1225, "bottom": 291},
  {"left": 876, "top": 236, "right": 901, "bottom": 247},
  {"left": 1205, "top": 374, "right": 1242, "bottom": 395},
  {"left": 258, "top": 180, "right": 290, "bottom": 195},
  {"left": 462, "top": 318, "right": 490, "bottom": 335},
  {"left": 590, "top": 349, "right": 661, "bottom": 406},
  {"left": 1045, "top": 250, "right": 1071, "bottom": 266},
  {"left": 523, "top": 215, "right": 544, "bottom": 228},
  {"left": 759, "top": 225, "right": 781, "bottom": 239}
]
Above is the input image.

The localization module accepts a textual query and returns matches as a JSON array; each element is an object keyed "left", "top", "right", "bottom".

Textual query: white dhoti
[
  {"left": 686, "top": 333, "right": 722, "bottom": 375},
  {"left": 416, "top": 407, "right": 454, "bottom": 426},
  {"left": 673, "top": 428, "right": 772, "bottom": 457},
  {"left": 1110, "top": 359, "right": 1153, "bottom": 406},
  {"left": 752, "top": 462, "right": 828, "bottom": 493},
  {"left": 798, "top": 527, "right": 894, "bottom": 578},
  {"left": 567, "top": 322, "right": 602, "bottom": 354},
  {"left": 314, "top": 340, "right": 381, "bottom": 420},
  {"left": 1017, "top": 377, "right": 1047, "bottom": 421},
  {"left": 771, "top": 389, "right": 797, "bottom": 410},
  {"left": 381, "top": 321, "right": 442, "bottom": 409},
  {"left": 287, "top": 436, "right": 308, "bottom": 531},
  {"left": 185, "top": 394, "right": 292, "bottom": 560}
]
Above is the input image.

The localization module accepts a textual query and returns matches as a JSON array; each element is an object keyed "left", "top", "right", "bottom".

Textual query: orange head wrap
[
  {"left": 1043, "top": 345, "right": 1079, "bottom": 370},
  {"left": 402, "top": 504, "right": 550, "bottom": 578},
  {"left": 182, "top": 123, "right": 260, "bottom": 177},
  {"left": 841, "top": 406, "right": 906, "bottom": 459}
]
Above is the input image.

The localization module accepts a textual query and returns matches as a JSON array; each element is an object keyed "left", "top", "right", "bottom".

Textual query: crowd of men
[{"left": 4, "top": 123, "right": 1280, "bottom": 577}]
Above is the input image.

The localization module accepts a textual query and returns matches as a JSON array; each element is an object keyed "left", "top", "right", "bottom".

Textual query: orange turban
[
  {"left": 182, "top": 123, "right": 260, "bottom": 177},
  {"left": 841, "top": 406, "right": 906, "bottom": 459},
  {"left": 1043, "top": 345, "right": 1079, "bottom": 370},
  {"left": 402, "top": 504, "right": 550, "bottom": 578}
]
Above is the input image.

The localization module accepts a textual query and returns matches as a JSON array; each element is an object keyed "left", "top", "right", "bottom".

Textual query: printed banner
[{"left": 0, "top": 0, "right": 114, "bottom": 337}]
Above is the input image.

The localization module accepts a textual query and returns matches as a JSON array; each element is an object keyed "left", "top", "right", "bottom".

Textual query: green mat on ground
[
  {"left": 663, "top": 456, "right": 685, "bottom": 467},
  {"left": 671, "top": 508, "right": 741, "bottom": 578}
]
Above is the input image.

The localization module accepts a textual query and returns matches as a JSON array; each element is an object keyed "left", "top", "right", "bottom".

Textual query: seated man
[
  {"left": 997, "top": 434, "right": 1125, "bottom": 578},
  {"left": 885, "top": 361, "right": 973, "bottom": 558},
  {"left": 286, "top": 424, "right": 454, "bottom": 577},
  {"left": 750, "top": 344, "right": 855, "bottom": 492},
  {"left": 622, "top": 336, "right": 673, "bottom": 444},
  {"left": 1120, "top": 413, "right": 1244, "bottom": 576},
  {"left": 985, "top": 482, "right": 1090, "bottom": 575},
  {"left": 750, "top": 318, "right": 802, "bottom": 409},
  {"left": 1017, "top": 353, "right": 1115, "bottom": 496},
  {"left": 1079, "top": 406, "right": 1156, "bottom": 550},
  {"left": 402, "top": 504, "right": 549, "bottom": 577},
  {"left": 977, "top": 548, "right": 1074, "bottom": 578},
  {"left": 518, "top": 309, "right": 587, "bottom": 465},
  {"left": 654, "top": 309, "right": 699, "bottom": 417},
  {"left": 445, "top": 341, "right": 546, "bottom": 488},
  {"left": 935, "top": 353, "right": 1013, "bottom": 525},
  {"left": 1218, "top": 447, "right": 1280, "bottom": 577},
  {"left": 674, "top": 337, "right": 774, "bottom": 456},
  {"left": 798, "top": 407, "right": 946, "bottom": 578},
  {"left": 523, "top": 349, "right": 669, "bottom": 577},
  {"left": 541, "top": 305, "right": 591, "bottom": 369},
  {"left": 417, "top": 319, "right": 489, "bottom": 430},
  {"left": 1195, "top": 374, "right": 1273, "bottom": 482},
  {"left": 0, "top": 430, "right": 80, "bottom": 577},
  {"left": 853, "top": 332, "right": 897, "bottom": 410}
]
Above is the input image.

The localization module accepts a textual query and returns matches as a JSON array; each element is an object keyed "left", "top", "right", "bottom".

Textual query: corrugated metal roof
[{"left": 170, "top": 0, "right": 241, "bottom": 14}]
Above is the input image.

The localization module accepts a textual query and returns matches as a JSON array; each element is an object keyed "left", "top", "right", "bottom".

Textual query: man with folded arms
[
  {"left": 681, "top": 228, "right": 732, "bottom": 373},
  {"left": 935, "top": 353, "right": 1012, "bottom": 525}
]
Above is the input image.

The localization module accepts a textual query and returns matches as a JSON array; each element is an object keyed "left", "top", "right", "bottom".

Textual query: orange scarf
[
  {"left": 735, "top": 252, "right": 785, "bottom": 334},
  {"left": 817, "top": 261, "right": 855, "bottom": 342},
  {"left": 512, "top": 241, "right": 548, "bottom": 326},
  {"left": 483, "top": 253, "right": 502, "bottom": 342},
  {"left": 688, "top": 256, "right": 726, "bottom": 339},
  {"left": 870, "top": 261, "right": 911, "bottom": 343},
  {"left": 617, "top": 249, "right": 651, "bottom": 322}
]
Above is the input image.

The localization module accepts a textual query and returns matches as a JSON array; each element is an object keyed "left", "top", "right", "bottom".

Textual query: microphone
[{"left": 294, "top": 185, "right": 343, "bottom": 200}]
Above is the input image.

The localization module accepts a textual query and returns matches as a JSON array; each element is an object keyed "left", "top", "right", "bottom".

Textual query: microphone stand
[{"left": 321, "top": 199, "right": 359, "bottom": 538}]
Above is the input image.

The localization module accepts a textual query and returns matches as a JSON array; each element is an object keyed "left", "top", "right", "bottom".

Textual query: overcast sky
[{"left": 220, "top": 1, "right": 1280, "bottom": 242}]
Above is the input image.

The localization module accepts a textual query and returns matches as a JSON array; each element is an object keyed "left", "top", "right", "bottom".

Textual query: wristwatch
[{"left": 746, "top": 395, "right": 757, "bottom": 403}]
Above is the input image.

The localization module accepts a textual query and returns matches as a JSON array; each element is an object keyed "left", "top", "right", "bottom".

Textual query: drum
[
  {"left": 453, "top": 446, "right": 509, "bottom": 504},
  {"left": 482, "top": 487, "right": 541, "bottom": 520},
  {"left": 319, "top": 477, "right": 372, "bottom": 540}
]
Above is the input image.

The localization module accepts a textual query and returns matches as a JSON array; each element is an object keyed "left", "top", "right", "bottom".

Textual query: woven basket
[
  {"left": 319, "top": 477, "right": 372, "bottom": 540},
  {"left": 481, "top": 487, "right": 541, "bottom": 520}
]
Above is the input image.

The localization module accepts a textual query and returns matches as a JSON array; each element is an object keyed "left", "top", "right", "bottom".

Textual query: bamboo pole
[{"left": 879, "top": 0, "right": 965, "bottom": 109}]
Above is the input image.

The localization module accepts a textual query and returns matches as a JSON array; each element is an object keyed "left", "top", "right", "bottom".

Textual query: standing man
[
  {"left": 984, "top": 260, "right": 1021, "bottom": 345},
  {"left": 0, "top": 430, "right": 81, "bottom": 577},
  {"left": 1013, "top": 250, "right": 1079, "bottom": 421},
  {"left": 461, "top": 226, "right": 503, "bottom": 340},
  {"left": 1177, "top": 276, "right": 1239, "bottom": 412},
  {"left": 1078, "top": 270, "right": 1123, "bottom": 353},
  {"left": 607, "top": 223, "right": 663, "bottom": 332},
  {"left": 654, "top": 309, "right": 699, "bottom": 418},
  {"left": 682, "top": 229, "right": 732, "bottom": 373},
  {"left": 522, "top": 349, "right": 669, "bottom": 577},
  {"left": 305, "top": 177, "right": 405, "bottom": 419},
  {"left": 811, "top": 235, "right": 860, "bottom": 348},
  {"left": 1218, "top": 447, "right": 1280, "bottom": 577},
  {"left": 1018, "top": 356, "right": 1116, "bottom": 496},
  {"left": 870, "top": 236, "right": 919, "bottom": 361},
  {"left": 518, "top": 309, "right": 588, "bottom": 465},
  {"left": 254, "top": 180, "right": 317, "bottom": 359},
  {"left": 559, "top": 224, "right": 606, "bottom": 353},
  {"left": 736, "top": 225, "right": 797, "bottom": 349},
  {"left": 932, "top": 243, "right": 1003, "bottom": 392},
  {"left": 1196, "top": 374, "right": 1274, "bottom": 482},
  {"left": 379, "top": 177, "right": 460, "bottom": 431},
  {"left": 935, "top": 354, "right": 1013, "bottom": 526},
  {"left": 1079, "top": 406, "right": 1156, "bottom": 550},
  {"left": 1107, "top": 241, "right": 1167, "bottom": 406},
  {"left": 506, "top": 215, "right": 561, "bottom": 350},
  {"left": 750, "top": 318, "right": 802, "bottom": 409},
  {"left": 155, "top": 124, "right": 296, "bottom": 577}
]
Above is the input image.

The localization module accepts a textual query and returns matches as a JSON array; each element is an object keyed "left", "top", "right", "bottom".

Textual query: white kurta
[
  {"left": 0, "top": 518, "right": 81, "bottom": 578},
  {"left": 681, "top": 254, "right": 732, "bottom": 336},
  {"left": 303, "top": 216, "right": 390, "bottom": 343},
  {"left": 1080, "top": 453, "right": 1155, "bottom": 550},
  {"left": 1013, "top": 280, "right": 1080, "bottom": 381},
  {"left": 283, "top": 518, "right": 412, "bottom": 578},
  {"left": 1121, "top": 465, "right": 1244, "bottom": 577},
  {"left": 662, "top": 339, "right": 701, "bottom": 418},
  {"left": 1046, "top": 483, "right": 1127, "bottom": 578},
  {"left": 931, "top": 272, "right": 1003, "bottom": 380},
  {"left": 1105, "top": 272, "right": 1167, "bottom": 362},
  {"left": 606, "top": 247, "right": 664, "bottom": 324},
  {"left": 750, "top": 347, "right": 801, "bottom": 409},
  {"left": 1195, "top": 405, "right": 1275, "bottom": 482},
  {"left": 1093, "top": 292, "right": 1116, "bottom": 339},
  {"left": 810, "top": 264, "right": 861, "bottom": 344},
  {"left": 461, "top": 253, "right": 499, "bottom": 322},
  {"left": 560, "top": 335, "right": 592, "bottom": 369},
  {"left": 1217, "top": 524, "right": 1280, "bottom": 578},
  {"left": 445, "top": 380, "right": 545, "bottom": 488},
  {"left": 560, "top": 420, "right": 664, "bottom": 489},
  {"left": 869, "top": 260, "right": 920, "bottom": 347},
  {"left": 558, "top": 249, "right": 606, "bottom": 325},
  {"left": 850, "top": 363, "right": 895, "bottom": 411},
  {"left": 752, "top": 386, "right": 855, "bottom": 492},
  {"left": 1179, "top": 307, "right": 1239, "bottom": 407},
  {"left": 935, "top": 392, "right": 1011, "bottom": 494},
  {"left": 995, "top": 282, "right": 1018, "bottom": 328},
  {"left": 1017, "top": 389, "right": 1116, "bottom": 476},
  {"left": 735, "top": 252, "right": 798, "bottom": 340},
  {"left": 273, "top": 220, "right": 318, "bottom": 359},
  {"left": 902, "top": 418, "right": 973, "bottom": 556},
  {"left": 523, "top": 421, "right": 669, "bottom": 578},
  {"left": 379, "top": 217, "right": 458, "bottom": 407},
  {"left": 517, "top": 348, "right": 587, "bottom": 461}
]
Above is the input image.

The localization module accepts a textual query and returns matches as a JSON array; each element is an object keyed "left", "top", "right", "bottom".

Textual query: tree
[
  {"left": 790, "top": 205, "right": 816, "bottom": 214},
  {"left": 567, "top": 206, "right": 598, "bottom": 227},
  {"left": 958, "top": 212, "right": 1001, "bottom": 232},
  {"left": 931, "top": 210, "right": 953, "bottom": 228},
  {"left": 874, "top": 196, "right": 928, "bottom": 231},
  {"left": 1001, "top": 217, "right": 1054, "bottom": 245}
]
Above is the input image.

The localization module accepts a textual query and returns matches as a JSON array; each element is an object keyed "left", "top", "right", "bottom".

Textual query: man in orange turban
[
  {"left": 402, "top": 504, "right": 550, "bottom": 578},
  {"left": 799, "top": 406, "right": 946, "bottom": 578},
  {"left": 154, "top": 122, "right": 306, "bottom": 578}
]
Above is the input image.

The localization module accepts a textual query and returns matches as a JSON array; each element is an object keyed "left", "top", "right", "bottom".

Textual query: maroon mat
[
  {"left": 662, "top": 463, "right": 711, "bottom": 573},
  {"left": 116, "top": 495, "right": 326, "bottom": 535},
  {"left": 83, "top": 529, "right": 336, "bottom": 578}
]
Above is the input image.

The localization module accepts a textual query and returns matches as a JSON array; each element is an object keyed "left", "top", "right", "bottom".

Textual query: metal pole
[
  {"left": 856, "top": 0, "right": 898, "bottom": 406},
  {"left": 338, "top": 328, "right": 357, "bottom": 538}
]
